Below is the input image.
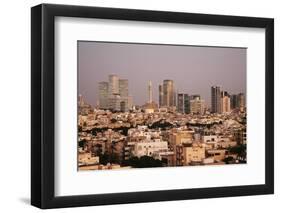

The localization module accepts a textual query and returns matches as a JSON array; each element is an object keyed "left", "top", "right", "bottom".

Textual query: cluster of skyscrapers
[
  {"left": 98, "top": 75, "right": 245, "bottom": 114},
  {"left": 158, "top": 80, "right": 205, "bottom": 115},
  {"left": 211, "top": 86, "right": 245, "bottom": 113},
  {"left": 176, "top": 94, "right": 205, "bottom": 115},
  {"left": 98, "top": 74, "right": 132, "bottom": 112}
]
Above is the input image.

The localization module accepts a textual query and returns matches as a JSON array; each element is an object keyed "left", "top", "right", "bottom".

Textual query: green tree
[
  {"left": 78, "top": 139, "right": 87, "bottom": 149},
  {"left": 228, "top": 144, "right": 247, "bottom": 161},
  {"left": 99, "top": 152, "right": 110, "bottom": 165},
  {"left": 224, "top": 156, "right": 234, "bottom": 164},
  {"left": 124, "top": 156, "right": 163, "bottom": 168}
]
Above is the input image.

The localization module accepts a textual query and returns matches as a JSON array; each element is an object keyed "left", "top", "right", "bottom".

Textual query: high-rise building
[
  {"left": 163, "top": 80, "right": 175, "bottom": 107},
  {"left": 190, "top": 97, "right": 205, "bottom": 115},
  {"left": 98, "top": 82, "right": 109, "bottom": 109},
  {"left": 221, "top": 91, "right": 231, "bottom": 113},
  {"left": 98, "top": 75, "right": 132, "bottom": 111},
  {"left": 190, "top": 94, "right": 201, "bottom": 100},
  {"left": 174, "top": 91, "right": 177, "bottom": 107},
  {"left": 230, "top": 93, "right": 245, "bottom": 110},
  {"left": 177, "top": 93, "right": 190, "bottom": 114},
  {"left": 177, "top": 93, "right": 184, "bottom": 113},
  {"left": 119, "top": 79, "right": 128, "bottom": 97},
  {"left": 184, "top": 94, "right": 190, "bottom": 114},
  {"left": 120, "top": 100, "right": 126, "bottom": 112},
  {"left": 211, "top": 86, "right": 221, "bottom": 113},
  {"left": 238, "top": 93, "right": 245, "bottom": 109},
  {"left": 159, "top": 85, "right": 163, "bottom": 107},
  {"left": 107, "top": 95, "right": 121, "bottom": 111},
  {"left": 78, "top": 94, "right": 84, "bottom": 107},
  {"left": 143, "top": 81, "right": 158, "bottom": 113},
  {"left": 230, "top": 94, "right": 239, "bottom": 109},
  {"left": 108, "top": 74, "right": 119, "bottom": 95},
  {"left": 148, "top": 81, "right": 152, "bottom": 103}
]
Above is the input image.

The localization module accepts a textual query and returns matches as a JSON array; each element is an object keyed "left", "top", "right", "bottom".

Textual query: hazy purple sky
[{"left": 78, "top": 41, "right": 246, "bottom": 106}]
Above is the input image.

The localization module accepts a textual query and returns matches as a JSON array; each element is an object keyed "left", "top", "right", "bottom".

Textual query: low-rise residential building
[
  {"left": 207, "top": 149, "right": 226, "bottom": 162},
  {"left": 133, "top": 140, "right": 169, "bottom": 158},
  {"left": 176, "top": 143, "right": 205, "bottom": 166},
  {"left": 78, "top": 152, "right": 99, "bottom": 166}
]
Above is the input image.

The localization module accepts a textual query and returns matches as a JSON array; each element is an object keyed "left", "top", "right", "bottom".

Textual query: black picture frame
[{"left": 31, "top": 3, "right": 274, "bottom": 209}]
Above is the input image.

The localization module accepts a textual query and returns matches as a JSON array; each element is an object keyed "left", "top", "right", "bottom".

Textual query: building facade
[
  {"left": 159, "top": 85, "right": 163, "bottom": 107},
  {"left": 211, "top": 86, "right": 221, "bottom": 113},
  {"left": 108, "top": 74, "right": 119, "bottom": 95},
  {"left": 176, "top": 144, "right": 205, "bottom": 166},
  {"left": 98, "top": 82, "right": 109, "bottom": 109},
  {"left": 163, "top": 80, "right": 175, "bottom": 107},
  {"left": 119, "top": 79, "right": 129, "bottom": 97},
  {"left": 98, "top": 75, "right": 132, "bottom": 111},
  {"left": 221, "top": 91, "right": 231, "bottom": 113},
  {"left": 230, "top": 94, "right": 237, "bottom": 109},
  {"left": 177, "top": 93, "right": 190, "bottom": 114},
  {"left": 132, "top": 141, "right": 169, "bottom": 158},
  {"left": 148, "top": 80, "right": 152, "bottom": 103},
  {"left": 190, "top": 97, "right": 205, "bottom": 115},
  {"left": 238, "top": 93, "right": 245, "bottom": 109}
]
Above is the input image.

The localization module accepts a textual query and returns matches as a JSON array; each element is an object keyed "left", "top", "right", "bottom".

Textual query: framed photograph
[{"left": 31, "top": 3, "right": 274, "bottom": 209}]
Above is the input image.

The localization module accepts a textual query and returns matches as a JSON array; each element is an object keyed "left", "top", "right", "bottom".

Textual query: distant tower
[
  {"left": 108, "top": 74, "right": 119, "bottom": 95},
  {"left": 211, "top": 86, "right": 221, "bottom": 113},
  {"left": 190, "top": 97, "right": 205, "bottom": 115},
  {"left": 238, "top": 93, "right": 245, "bottom": 109},
  {"left": 221, "top": 91, "right": 231, "bottom": 113},
  {"left": 98, "top": 75, "right": 132, "bottom": 111},
  {"left": 163, "top": 80, "right": 175, "bottom": 107},
  {"left": 119, "top": 79, "right": 129, "bottom": 97},
  {"left": 148, "top": 81, "right": 152, "bottom": 103},
  {"left": 174, "top": 90, "right": 178, "bottom": 107},
  {"left": 78, "top": 94, "right": 84, "bottom": 107},
  {"left": 98, "top": 82, "right": 109, "bottom": 109},
  {"left": 177, "top": 93, "right": 190, "bottom": 114},
  {"left": 159, "top": 85, "right": 163, "bottom": 107},
  {"left": 230, "top": 94, "right": 239, "bottom": 109}
]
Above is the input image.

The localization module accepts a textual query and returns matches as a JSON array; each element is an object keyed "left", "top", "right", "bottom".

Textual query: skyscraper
[
  {"left": 177, "top": 93, "right": 190, "bottom": 114},
  {"left": 183, "top": 94, "right": 190, "bottom": 114},
  {"left": 163, "top": 80, "right": 175, "bottom": 107},
  {"left": 238, "top": 93, "right": 245, "bottom": 109},
  {"left": 177, "top": 93, "right": 184, "bottom": 113},
  {"left": 108, "top": 74, "right": 119, "bottom": 95},
  {"left": 98, "top": 75, "right": 132, "bottom": 111},
  {"left": 120, "top": 100, "right": 126, "bottom": 112},
  {"left": 148, "top": 81, "right": 152, "bottom": 103},
  {"left": 190, "top": 97, "right": 205, "bottom": 115},
  {"left": 211, "top": 86, "right": 221, "bottom": 113},
  {"left": 230, "top": 94, "right": 239, "bottom": 109},
  {"left": 221, "top": 91, "right": 231, "bottom": 113},
  {"left": 174, "top": 90, "right": 177, "bottom": 107},
  {"left": 119, "top": 79, "right": 130, "bottom": 112},
  {"left": 98, "top": 82, "right": 109, "bottom": 109},
  {"left": 119, "top": 79, "right": 129, "bottom": 97},
  {"left": 159, "top": 85, "right": 163, "bottom": 107}
]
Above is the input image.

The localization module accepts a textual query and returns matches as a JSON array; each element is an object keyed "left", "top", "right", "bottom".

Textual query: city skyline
[
  {"left": 93, "top": 73, "right": 244, "bottom": 114},
  {"left": 78, "top": 41, "right": 247, "bottom": 171},
  {"left": 78, "top": 41, "right": 246, "bottom": 106}
]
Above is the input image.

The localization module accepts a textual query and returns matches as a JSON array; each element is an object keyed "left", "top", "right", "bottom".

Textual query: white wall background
[{"left": 0, "top": 0, "right": 279, "bottom": 212}]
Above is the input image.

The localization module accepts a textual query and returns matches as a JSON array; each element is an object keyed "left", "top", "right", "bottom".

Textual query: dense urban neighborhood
[{"left": 78, "top": 75, "right": 246, "bottom": 171}]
